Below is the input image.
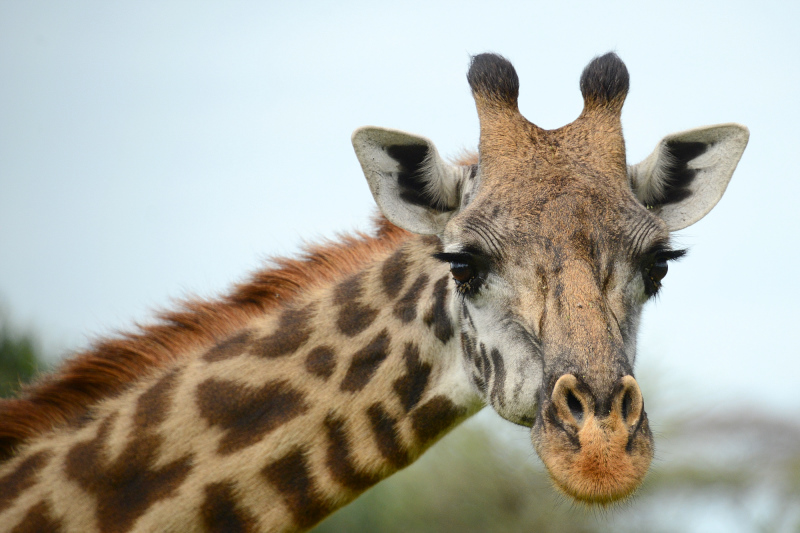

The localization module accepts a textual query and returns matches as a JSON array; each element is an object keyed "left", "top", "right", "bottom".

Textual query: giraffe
[{"left": 0, "top": 52, "right": 748, "bottom": 532}]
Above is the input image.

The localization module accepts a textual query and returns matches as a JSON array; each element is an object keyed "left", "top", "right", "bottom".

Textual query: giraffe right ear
[
  {"left": 628, "top": 123, "right": 749, "bottom": 231},
  {"left": 352, "top": 127, "right": 468, "bottom": 235}
]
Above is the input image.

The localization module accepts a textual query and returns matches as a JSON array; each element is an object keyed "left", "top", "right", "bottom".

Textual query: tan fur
[
  {"left": 0, "top": 223, "right": 480, "bottom": 532},
  {"left": 0, "top": 217, "right": 409, "bottom": 461}
]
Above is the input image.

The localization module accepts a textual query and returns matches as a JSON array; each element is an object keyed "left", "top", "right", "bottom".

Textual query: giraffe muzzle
[{"left": 532, "top": 374, "right": 653, "bottom": 504}]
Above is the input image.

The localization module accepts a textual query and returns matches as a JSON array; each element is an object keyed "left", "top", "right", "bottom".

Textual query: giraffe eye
[
  {"left": 433, "top": 252, "right": 485, "bottom": 297},
  {"left": 642, "top": 248, "right": 686, "bottom": 296},
  {"left": 449, "top": 261, "right": 474, "bottom": 284},
  {"left": 644, "top": 259, "right": 668, "bottom": 294},
  {"left": 649, "top": 260, "right": 668, "bottom": 284}
]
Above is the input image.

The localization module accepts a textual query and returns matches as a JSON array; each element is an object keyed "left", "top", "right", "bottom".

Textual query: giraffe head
[{"left": 352, "top": 53, "right": 748, "bottom": 503}]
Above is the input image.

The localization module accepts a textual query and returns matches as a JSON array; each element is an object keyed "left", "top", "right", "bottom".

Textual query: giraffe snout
[{"left": 532, "top": 374, "right": 653, "bottom": 504}]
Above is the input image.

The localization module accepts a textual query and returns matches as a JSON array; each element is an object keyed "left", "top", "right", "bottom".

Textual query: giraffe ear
[
  {"left": 628, "top": 123, "right": 749, "bottom": 231},
  {"left": 352, "top": 127, "right": 468, "bottom": 235}
]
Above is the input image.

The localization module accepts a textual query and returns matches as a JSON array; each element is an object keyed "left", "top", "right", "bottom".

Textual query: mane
[{"left": 0, "top": 216, "right": 411, "bottom": 461}]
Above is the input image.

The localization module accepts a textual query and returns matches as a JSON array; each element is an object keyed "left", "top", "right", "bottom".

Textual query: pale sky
[{"left": 1, "top": 0, "right": 798, "bottom": 430}]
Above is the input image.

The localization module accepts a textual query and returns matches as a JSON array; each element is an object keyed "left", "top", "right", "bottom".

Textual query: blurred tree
[
  {"left": 314, "top": 414, "right": 604, "bottom": 533},
  {"left": 313, "top": 403, "right": 800, "bottom": 533},
  {"left": 0, "top": 312, "right": 44, "bottom": 397}
]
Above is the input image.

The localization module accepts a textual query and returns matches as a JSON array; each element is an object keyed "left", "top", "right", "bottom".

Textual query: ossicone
[
  {"left": 467, "top": 53, "right": 519, "bottom": 109},
  {"left": 579, "top": 52, "right": 629, "bottom": 111}
]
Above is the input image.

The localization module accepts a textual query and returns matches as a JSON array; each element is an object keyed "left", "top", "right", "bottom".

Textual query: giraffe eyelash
[
  {"left": 642, "top": 247, "right": 687, "bottom": 297},
  {"left": 433, "top": 252, "right": 486, "bottom": 298}
]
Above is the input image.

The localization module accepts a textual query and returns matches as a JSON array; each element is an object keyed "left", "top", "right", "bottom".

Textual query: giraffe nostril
[
  {"left": 551, "top": 374, "right": 590, "bottom": 427},
  {"left": 615, "top": 375, "right": 644, "bottom": 427},
  {"left": 566, "top": 390, "right": 583, "bottom": 422},
  {"left": 621, "top": 388, "right": 633, "bottom": 421}
]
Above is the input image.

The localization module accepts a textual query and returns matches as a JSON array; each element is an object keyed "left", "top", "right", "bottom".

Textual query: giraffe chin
[{"left": 532, "top": 413, "right": 654, "bottom": 505}]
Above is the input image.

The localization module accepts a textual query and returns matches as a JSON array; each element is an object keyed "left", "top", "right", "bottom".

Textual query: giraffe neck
[{"left": 0, "top": 228, "right": 482, "bottom": 533}]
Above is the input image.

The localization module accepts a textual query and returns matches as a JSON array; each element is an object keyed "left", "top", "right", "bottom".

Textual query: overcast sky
[{"left": 1, "top": 0, "right": 798, "bottom": 431}]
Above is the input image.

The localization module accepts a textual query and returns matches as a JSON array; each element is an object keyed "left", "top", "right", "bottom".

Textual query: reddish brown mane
[{"left": 0, "top": 216, "right": 411, "bottom": 461}]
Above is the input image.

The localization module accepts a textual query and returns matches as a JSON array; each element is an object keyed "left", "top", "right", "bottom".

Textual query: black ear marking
[
  {"left": 386, "top": 144, "right": 450, "bottom": 213},
  {"left": 467, "top": 53, "right": 519, "bottom": 106},
  {"left": 657, "top": 140, "right": 709, "bottom": 206},
  {"left": 580, "top": 52, "right": 629, "bottom": 106}
]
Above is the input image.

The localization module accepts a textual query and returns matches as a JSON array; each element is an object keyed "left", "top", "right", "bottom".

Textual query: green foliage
[{"left": 0, "top": 315, "right": 44, "bottom": 397}]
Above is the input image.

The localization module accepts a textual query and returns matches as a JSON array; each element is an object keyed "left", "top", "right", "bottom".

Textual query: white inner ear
[
  {"left": 629, "top": 123, "right": 749, "bottom": 231},
  {"left": 352, "top": 126, "right": 464, "bottom": 235},
  {"left": 420, "top": 151, "right": 464, "bottom": 212}
]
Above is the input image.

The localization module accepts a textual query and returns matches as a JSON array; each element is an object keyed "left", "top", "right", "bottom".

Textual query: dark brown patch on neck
[
  {"left": 195, "top": 378, "right": 309, "bottom": 455},
  {"left": 340, "top": 330, "right": 391, "bottom": 393},
  {"left": 0, "top": 450, "right": 52, "bottom": 514},
  {"left": 202, "top": 331, "right": 255, "bottom": 363},
  {"left": 11, "top": 500, "right": 64, "bottom": 533},
  {"left": 262, "top": 447, "right": 333, "bottom": 530},
  {"left": 380, "top": 247, "right": 410, "bottom": 300},
  {"left": 133, "top": 369, "right": 180, "bottom": 431},
  {"left": 410, "top": 396, "right": 466, "bottom": 445},
  {"left": 324, "top": 413, "right": 381, "bottom": 491},
  {"left": 333, "top": 272, "right": 379, "bottom": 337},
  {"left": 392, "top": 342, "right": 431, "bottom": 412},
  {"left": 305, "top": 345, "right": 337, "bottom": 380},
  {"left": 200, "top": 481, "right": 258, "bottom": 533},
  {"left": 255, "top": 304, "right": 316, "bottom": 358},
  {"left": 393, "top": 273, "right": 430, "bottom": 323},
  {"left": 366, "top": 403, "right": 410, "bottom": 469},
  {"left": 423, "top": 276, "right": 454, "bottom": 343},
  {"left": 64, "top": 414, "right": 193, "bottom": 533}
]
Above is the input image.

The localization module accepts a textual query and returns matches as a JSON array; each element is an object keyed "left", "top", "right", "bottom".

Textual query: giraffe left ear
[
  {"left": 352, "top": 127, "right": 469, "bottom": 235},
  {"left": 628, "top": 123, "right": 749, "bottom": 231}
]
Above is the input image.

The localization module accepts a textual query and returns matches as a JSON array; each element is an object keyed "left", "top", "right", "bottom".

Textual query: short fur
[
  {"left": 579, "top": 52, "right": 630, "bottom": 109},
  {"left": 0, "top": 217, "right": 411, "bottom": 461},
  {"left": 467, "top": 53, "right": 520, "bottom": 107}
]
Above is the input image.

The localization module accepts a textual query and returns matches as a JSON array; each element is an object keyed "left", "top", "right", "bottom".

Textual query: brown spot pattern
[
  {"left": 340, "top": 330, "right": 391, "bottom": 393},
  {"left": 411, "top": 395, "right": 466, "bottom": 445},
  {"left": 305, "top": 345, "right": 336, "bottom": 380},
  {"left": 0, "top": 215, "right": 412, "bottom": 464},
  {"left": 423, "top": 276, "right": 454, "bottom": 343},
  {"left": 380, "top": 247, "right": 410, "bottom": 300},
  {"left": 201, "top": 481, "right": 258, "bottom": 533},
  {"left": 392, "top": 273, "right": 429, "bottom": 323},
  {"left": 196, "top": 378, "right": 309, "bottom": 455},
  {"left": 134, "top": 368, "right": 180, "bottom": 431},
  {"left": 262, "top": 448, "right": 333, "bottom": 530},
  {"left": 255, "top": 305, "right": 315, "bottom": 358},
  {"left": 324, "top": 413, "right": 381, "bottom": 491},
  {"left": 203, "top": 331, "right": 254, "bottom": 362},
  {"left": 392, "top": 342, "right": 431, "bottom": 412},
  {"left": 64, "top": 415, "right": 193, "bottom": 533},
  {"left": 0, "top": 450, "right": 52, "bottom": 513},
  {"left": 367, "top": 403, "right": 410, "bottom": 468},
  {"left": 11, "top": 500, "right": 63, "bottom": 533},
  {"left": 333, "top": 273, "right": 378, "bottom": 337}
]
